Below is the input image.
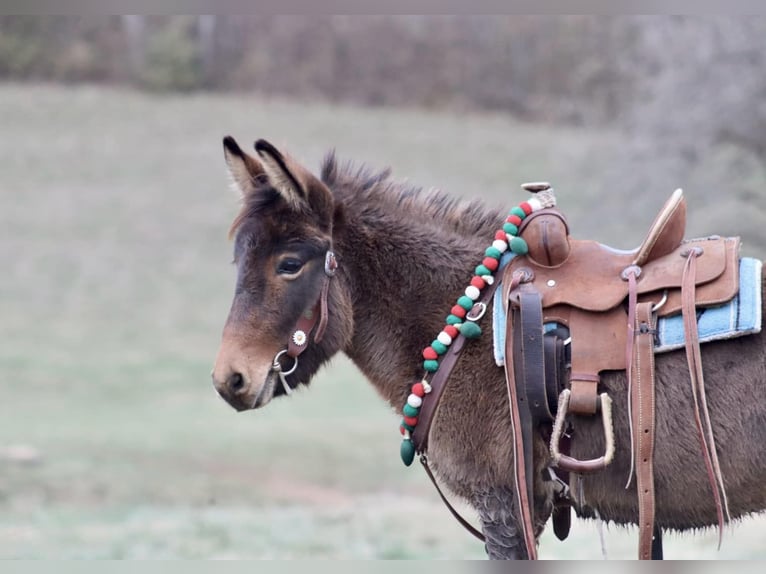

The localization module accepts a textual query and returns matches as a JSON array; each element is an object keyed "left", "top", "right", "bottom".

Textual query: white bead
[
  {"left": 528, "top": 197, "right": 543, "bottom": 211},
  {"left": 465, "top": 285, "right": 481, "bottom": 300},
  {"left": 402, "top": 430, "right": 411, "bottom": 440},
  {"left": 492, "top": 239, "right": 508, "bottom": 253},
  {"left": 482, "top": 275, "right": 495, "bottom": 285},
  {"left": 506, "top": 233, "right": 517, "bottom": 244},
  {"left": 422, "top": 380, "right": 432, "bottom": 393},
  {"left": 437, "top": 331, "right": 453, "bottom": 346},
  {"left": 408, "top": 394, "right": 423, "bottom": 408}
]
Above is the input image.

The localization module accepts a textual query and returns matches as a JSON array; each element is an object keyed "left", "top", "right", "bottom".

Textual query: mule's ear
[
  {"left": 253, "top": 139, "right": 312, "bottom": 211},
  {"left": 223, "top": 135, "right": 264, "bottom": 197}
]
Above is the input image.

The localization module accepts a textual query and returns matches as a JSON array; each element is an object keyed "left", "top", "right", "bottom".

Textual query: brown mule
[{"left": 212, "top": 136, "right": 766, "bottom": 559}]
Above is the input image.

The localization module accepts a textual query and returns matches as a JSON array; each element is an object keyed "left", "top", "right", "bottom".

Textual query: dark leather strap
[
  {"left": 411, "top": 278, "right": 502, "bottom": 453},
  {"left": 547, "top": 329, "right": 572, "bottom": 542},
  {"left": 519, "top": 290, "right": 549, "bottom": 426},
  {"left": 420, "top": 456, "right": 486, "bottom": 543},
  {"left": 551, "top": 432, "right": 572, "bottom": 542},
  {"left": 542, "top": 332, "right": 567, "bottom": 419},
  {"left": 314, "top": 276, "right": 331, "bottom": 343},
  {"left": 503, "top": 282, "right": 542, "bottom": 560},
  {"left": 632, "top": 301, "right": 657, "bottom": 560}
]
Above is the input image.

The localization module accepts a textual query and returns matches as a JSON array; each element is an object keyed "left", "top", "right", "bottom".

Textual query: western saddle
[{"left": 501, "top": 185, "right": 739, "bottom": 559}]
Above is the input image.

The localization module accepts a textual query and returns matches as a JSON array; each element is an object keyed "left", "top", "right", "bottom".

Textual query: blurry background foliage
[{"left": 1, "top": 15, "right": 765, "bottom": 559}]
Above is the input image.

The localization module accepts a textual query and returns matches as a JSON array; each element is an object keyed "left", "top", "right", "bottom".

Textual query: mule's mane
[{"left": 321, "top": 152, "right": 503, "bottom": 238}]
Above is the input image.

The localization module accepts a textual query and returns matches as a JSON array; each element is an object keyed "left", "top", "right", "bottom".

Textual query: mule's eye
[{"left": 277, "top": 257, "right": 304, "bottom": 275}]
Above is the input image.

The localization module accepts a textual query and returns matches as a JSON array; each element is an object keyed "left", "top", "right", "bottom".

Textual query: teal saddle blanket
[{"left": 492, "top": 255, "right": 763, "bottom": 367}]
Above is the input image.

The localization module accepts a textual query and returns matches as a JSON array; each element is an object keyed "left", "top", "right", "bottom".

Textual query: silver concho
[{"left": 292, "top": 330, "right": 307, "bottom": 347}]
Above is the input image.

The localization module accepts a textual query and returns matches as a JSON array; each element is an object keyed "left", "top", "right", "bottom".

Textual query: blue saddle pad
[{"left": 492, "top": 255, "right": 762, "bottom": 366}]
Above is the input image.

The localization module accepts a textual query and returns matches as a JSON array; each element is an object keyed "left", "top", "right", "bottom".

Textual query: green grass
[{"left": 0, "top": 83, "right": 763, "bottom": 559}]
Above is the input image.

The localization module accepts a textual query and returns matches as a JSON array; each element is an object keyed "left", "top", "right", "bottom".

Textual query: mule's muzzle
[
  {"left": 212, "top": 364, "right": 275, "bottom": 412},
  {"left": 213, "top": 370, "right": 251, "bottom": 411}
]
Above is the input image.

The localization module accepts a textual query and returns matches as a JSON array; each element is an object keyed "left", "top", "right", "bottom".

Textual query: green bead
[
  {"left": 431, "top": 339, "right": 447, "bottom": 355},
  {"left": 475, "top": 264, "right": 491, "bottom": 276},
  {"left": 503, "top": 222, "right": 519, "bottom": 235},
  {"left": 400, "top": 439, "right": 416, "bottom": 466},
  {"left": 509, "top": 236, "right": 529, "bottom": 254},
  {"left": 403, "top": 403, "right": 420, "bottom": 418},
  {"left": 460, "top": 321, "right": 482, "bottom": 339},
  {"left": 485, "top": 246, "right": 502, "bottom": 259},
  {"left": 457, "top": 295, "right": 474, "bottom": 310},
  {"left": 423, "top": 359, "right": 439, "bottom": 372},
  {"left": 510, "top": 206, "right": 527, "bottom": 219},
  {"left": 401, "top": 420, "right": 415, "bottom": 432},
  {"left": 446, "top": 314, "right": 463, "bottom": 325}
]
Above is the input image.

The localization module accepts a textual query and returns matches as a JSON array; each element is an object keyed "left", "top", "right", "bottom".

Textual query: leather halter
[{"left": 270, "top": 250, "right": 337, "bottom": 393}]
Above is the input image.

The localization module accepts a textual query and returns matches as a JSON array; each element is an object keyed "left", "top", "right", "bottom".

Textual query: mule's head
[{"left": 212, "top": 136, "right": 349, "bottom": 411}]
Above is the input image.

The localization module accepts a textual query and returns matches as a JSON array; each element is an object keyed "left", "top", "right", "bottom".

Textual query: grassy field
[{"left": 0, "top": 83, "right": 763, "bottom": 559}]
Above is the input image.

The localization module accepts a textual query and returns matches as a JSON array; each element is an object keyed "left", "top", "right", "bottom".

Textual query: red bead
[
  {"left": 482, "top": 257, "right": 499, "bottom": 271},
  {"left": 451, "top": 305, "right": 467, "bottom": 319},
  {"left": 444, "top": 325, "right": 459, "bottom": 338},
  {"left": 400, "top": 425, "right": 407, "bottom": 435},
  {"left": 507, "top": 214, "right": 522, "bottom": 226},
  {"left": 494, "top": 230, "right": 506, "bottom": 241},
  {"left": 520, "top": 201, "right": 533, "bottom": 215},
  {"left": 412, "top": 382, "right": 426, "bottom": 397},
  {"left": 403, "top": 415, "right": 419, "bottom": 426},
  {"left": 422, "top": 347, "right": 438, "bottom": 360},
  {"left": 471, "top": 276, "right": 486, "bottom": 290}
]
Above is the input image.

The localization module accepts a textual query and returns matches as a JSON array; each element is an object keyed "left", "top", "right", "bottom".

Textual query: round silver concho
[{"left": 292, "top": 330, "right": 307, "bottom": 347}]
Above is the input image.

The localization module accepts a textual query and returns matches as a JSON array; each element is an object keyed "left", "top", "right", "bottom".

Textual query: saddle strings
[
  {"left": 681, "top": 249, "right": 731, "bottom": 548},
  {"left": 624, "top": 268, "right": 639, "bottom": 489}
]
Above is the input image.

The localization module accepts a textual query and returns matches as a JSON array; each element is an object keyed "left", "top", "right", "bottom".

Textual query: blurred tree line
[
  {"left": 2, "top": 15, "right": 765, "bottom": 248},
  {"left": 0, "top": 15, "right": 646, "bottom": 123},
  {"left": 2, "top": 16, "right": 764, "bottom": 128}
]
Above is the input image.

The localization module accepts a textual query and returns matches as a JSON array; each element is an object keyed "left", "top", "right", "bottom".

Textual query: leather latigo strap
[
  {"left": 503, "top": 281, "right": 543, "bottom": 560},
  {"left": 631, "top": 301, "right": 658, "bottom": 561}
]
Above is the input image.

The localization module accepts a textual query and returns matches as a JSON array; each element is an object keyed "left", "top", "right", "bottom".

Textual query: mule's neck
[{"left": 335, "top": 197, "right": 502, "bottom": 409}]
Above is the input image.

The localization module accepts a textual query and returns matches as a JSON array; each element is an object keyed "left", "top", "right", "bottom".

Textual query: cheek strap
[{"left": 286, "top": 250, "right": 336, "bottom": 358}]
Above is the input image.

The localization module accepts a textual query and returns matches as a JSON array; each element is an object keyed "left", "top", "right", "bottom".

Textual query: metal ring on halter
[
  {"left": 272, "top": 349, "right": 298, "bottom": 375},
  {"left": 271, "top": 349, "right": 298, "bottom": 396}
]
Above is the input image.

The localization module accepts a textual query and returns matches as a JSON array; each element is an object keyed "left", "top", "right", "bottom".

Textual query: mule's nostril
[{"left": 228, "top": 372, "right": 245, "bottom": 392}]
